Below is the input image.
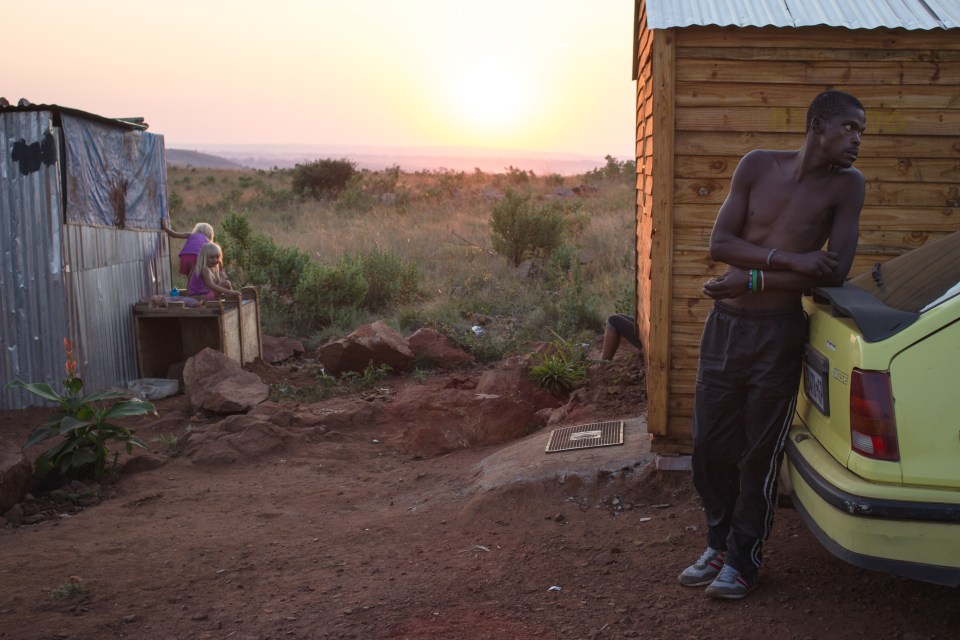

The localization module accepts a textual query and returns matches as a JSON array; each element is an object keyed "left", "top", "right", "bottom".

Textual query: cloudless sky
[{"left": 6, "top": 1, "right": 635, "bottom": 158}]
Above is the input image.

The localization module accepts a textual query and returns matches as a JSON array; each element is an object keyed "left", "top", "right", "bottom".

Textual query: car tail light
[{"left": 849, "top": 369, "right": 899, "bottom": 461}]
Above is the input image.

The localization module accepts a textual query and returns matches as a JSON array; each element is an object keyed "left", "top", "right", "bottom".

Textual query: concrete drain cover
[{"left": 545, "top": 420, "right": 624, "bottom": 453}]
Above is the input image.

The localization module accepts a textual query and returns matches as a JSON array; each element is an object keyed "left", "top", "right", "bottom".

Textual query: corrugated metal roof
[
  {"left": 0, "top": 102, "right": 148, "bottom": 130},
  {"left": 645, "top": 0, "right": 959, "bottom": 30}
]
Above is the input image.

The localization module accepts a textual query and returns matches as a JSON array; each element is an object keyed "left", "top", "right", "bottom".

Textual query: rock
[
  {"left": 262, "top": 335, "right": 304, "bottom": 364},
  {"left": 379, "top": 382, "right": 539, "bottom": 457},
  {"left": 183, "top": 348, "right": 269, "bottom": 414},
  {"left": 0, "top": 440, "right": 33, "bottom": 513},
  {"left": 186, "top": 414, "right": 292, "bottom": 465},
  {"left": 121, "top": 453, "right": 166, "bottom": 475},
  {"left": 248, "top": 401, "right": 295, "bottom": 427},
  {"left": 317, "top": 320, "right": 413, "bottom": 377},
  {"left": 2, "top": 502, "right": 24, "bottom": 526},
  {"left": 406, "top": 328, "right": 474, "bottom": 368}
]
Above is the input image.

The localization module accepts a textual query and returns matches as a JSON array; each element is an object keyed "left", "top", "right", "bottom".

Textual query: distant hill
[
  {"left": 166, "top": 144, "right": 617, "bottom": 176},
  {"left": 166, "top": 149, "right": 244, "bottom": 170}
]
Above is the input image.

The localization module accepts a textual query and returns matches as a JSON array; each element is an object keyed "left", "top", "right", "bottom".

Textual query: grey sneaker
[
  {"left": 704, "top": 564, "right": 758, "bottom": 600},
  {"left": 677, "top": 547, "right": 726, "bottom": 587}
]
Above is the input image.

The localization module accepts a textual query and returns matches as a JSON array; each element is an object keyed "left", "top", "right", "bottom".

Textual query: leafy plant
[
  {"left": 528, "top": 332, "right": 589, "bottom": 394},
  {"left": 7, "top": 339, "right": 154, "bottom": 483}
]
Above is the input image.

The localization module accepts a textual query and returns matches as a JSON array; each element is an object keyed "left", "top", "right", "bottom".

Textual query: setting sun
[{"left": 448, "top": 51, "right": 534, "bottom": 131}]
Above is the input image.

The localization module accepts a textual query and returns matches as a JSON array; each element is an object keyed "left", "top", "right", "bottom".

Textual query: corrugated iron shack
[
  {"left": 632, "top": 1, "right": 960, "bottom": 453},
  {"left": 1, "top": 101, "right": 171, "bottom": 409}
]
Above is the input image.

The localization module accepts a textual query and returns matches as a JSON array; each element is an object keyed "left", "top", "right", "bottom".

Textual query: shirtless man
[{"left": 678, "top": 90, "right": 867, "bottom": 599}]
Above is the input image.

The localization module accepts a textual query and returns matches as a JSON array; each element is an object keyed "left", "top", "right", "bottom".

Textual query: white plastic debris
[
  {"left": 548, "top": 585, "right": 562, "bottom": 592},
  {"left": 471, "top": 325, "right": 485, "bottom": 336},
  {"left": 127, "top": 378, "right": 178, "bottom": 400}
]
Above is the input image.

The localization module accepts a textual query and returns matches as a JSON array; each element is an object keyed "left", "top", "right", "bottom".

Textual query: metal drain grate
[{"left": 545, "top": 420, "right": 624, "bottom": 453}]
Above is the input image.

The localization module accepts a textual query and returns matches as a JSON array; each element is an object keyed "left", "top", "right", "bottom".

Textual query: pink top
[{"left": 179, "top": 232, "right": 209, "bottom": 258}]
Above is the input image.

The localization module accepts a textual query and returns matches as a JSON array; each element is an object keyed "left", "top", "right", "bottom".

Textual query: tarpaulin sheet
[{"left": 62, "top": 114, "right": 167, "bottom": 229}]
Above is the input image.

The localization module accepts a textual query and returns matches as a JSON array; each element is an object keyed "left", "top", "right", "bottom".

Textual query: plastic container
[
  {"left": 170, "top": 288, "right": 180, "bottom": 297},
  {"left": 127, "top": 378, "right": 179, "bottom": 400}
]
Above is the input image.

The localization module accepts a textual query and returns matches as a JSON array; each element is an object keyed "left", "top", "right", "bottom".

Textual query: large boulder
[
  {"left": 317, "top": 320, "right": 413, "bottom": 377},
  {"left": 380, "top": 384, "right": 538, "bottom": 457},
  {"left": 185, "top": 414, "right": 293, "bottom": 466},
  {"left": 406, "top": 328, "right": 474, "bottom": 368},
  {"left": 0, "top": 440, "right": 33, "bottom": 514},
  {"left": 377, "top": 362, "right": 561, "bottom": 457},
  {"left": 183, "top": 348, "right": 269, "bottom": 413}
]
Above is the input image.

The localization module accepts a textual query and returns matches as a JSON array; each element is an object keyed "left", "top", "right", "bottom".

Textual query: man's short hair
[{"left": 806, "top": 90, "right": 864, "bottom": 132}]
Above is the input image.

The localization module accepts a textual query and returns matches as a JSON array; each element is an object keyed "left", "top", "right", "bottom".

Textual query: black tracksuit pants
[{"left": 692, "top": 301, "right": 807, "bottom": 581}]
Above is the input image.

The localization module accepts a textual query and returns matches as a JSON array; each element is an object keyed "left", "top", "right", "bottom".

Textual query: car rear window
[{"left": 848, "top": 230, "right": 960, "bottom": 314}]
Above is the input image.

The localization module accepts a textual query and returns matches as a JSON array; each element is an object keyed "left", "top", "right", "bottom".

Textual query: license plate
[{"left": 803, "top": 345, "right": 830, "bottom": 416}]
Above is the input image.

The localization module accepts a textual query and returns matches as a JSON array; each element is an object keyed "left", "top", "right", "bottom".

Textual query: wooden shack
[{"left": 632, "top": 1, "right": 960, "bottom": 453}]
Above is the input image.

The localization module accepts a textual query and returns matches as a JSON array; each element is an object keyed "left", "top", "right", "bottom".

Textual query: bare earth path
[{"left": 1, "top": 355, "right": 957, "bottom": 640}]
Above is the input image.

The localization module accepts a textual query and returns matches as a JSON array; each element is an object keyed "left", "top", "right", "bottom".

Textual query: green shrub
[
  {"left": 342, "top": 248, "right": 420, "bottom": 311},
  {"left": 528, "top": 333, "right": 589, "bottom": 394},
  {"left": 334, "top": 175, "right": 376, "bottom": 213},
  {"left": 293, "top": 260, "right": 368, "bottom": 332},
  {"left": 292, "top": 158, "right": 357, "bottom": 200},
  {"left": 584, "top": 155, "right": 637, "bottom": 184},
  {"left": 219, "top": 212, "right": 310, "bottom": 296},
  {"left": 504, "top": 165, "right": 533, "bottom": 184},
  {"left": 489, "top": 190, "right": 566, "bottom": 267}
]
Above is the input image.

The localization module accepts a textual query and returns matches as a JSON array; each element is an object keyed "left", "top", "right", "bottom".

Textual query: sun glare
[{"left": 448, "top": 52, "right": 534, "bottom": 133}]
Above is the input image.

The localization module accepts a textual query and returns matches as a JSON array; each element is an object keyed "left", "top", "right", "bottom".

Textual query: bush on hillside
[
  {"left": 293, "top": 260, "right": 369, "bottom": 332},
  {"left": 489, "top": 190, "right": 568, "bottom": 267},
  {"left": 584, "top": 155, "right": 636, "bottom": 183},
  {"left": 218, "top": 212, "right": 311, "bottom": 296},
  {"left": 340, "top": 248, "right": 420, "bottom": 311},
  {"left": 292, "top": 158, "right": 357, "bottom": 200}
]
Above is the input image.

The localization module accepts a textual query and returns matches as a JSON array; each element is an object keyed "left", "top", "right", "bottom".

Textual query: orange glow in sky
[{"left": 5, "top": 1, "right": 634, "bottom": 158}]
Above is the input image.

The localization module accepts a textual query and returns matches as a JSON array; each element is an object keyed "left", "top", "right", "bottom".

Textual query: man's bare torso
[{"left": 724, "top": 149, "right": 856, "bottom": 310}]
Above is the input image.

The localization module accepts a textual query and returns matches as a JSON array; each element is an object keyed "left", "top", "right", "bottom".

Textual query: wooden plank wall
[
  {"left": 656, "top": 25, "right": 960, "bottom": 448},
  {"left": 634, "top": 4, "right": 654, "bottom": 425}
]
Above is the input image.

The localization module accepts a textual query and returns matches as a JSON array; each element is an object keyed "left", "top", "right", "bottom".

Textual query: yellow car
[{"left": 783, "top": 231, "right": 960, "bottom": 587}]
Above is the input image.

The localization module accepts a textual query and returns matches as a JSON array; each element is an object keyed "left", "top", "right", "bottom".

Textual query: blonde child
[
  {"left": 161, "top": 219, "right": 215, "bottom": 275},
  {"left": 188, "top": 243, "right": 242, "bottom": 301}
]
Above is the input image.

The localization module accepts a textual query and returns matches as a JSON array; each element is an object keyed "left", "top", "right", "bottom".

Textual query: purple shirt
[
  {"left": 179, "top": 232, "right": 209, "bottom": 258},
  {"left": 188, "top": 270, "right": 210, "bottom": 297}
]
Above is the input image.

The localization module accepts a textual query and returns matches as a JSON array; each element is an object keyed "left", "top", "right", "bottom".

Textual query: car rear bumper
[{"left": 784, "top": 424, "right": 960, "bottom": 587}]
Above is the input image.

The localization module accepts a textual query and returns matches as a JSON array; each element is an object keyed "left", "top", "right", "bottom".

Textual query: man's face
[{"left": 818, "top": 106, "right": 866, "bottom": 168}]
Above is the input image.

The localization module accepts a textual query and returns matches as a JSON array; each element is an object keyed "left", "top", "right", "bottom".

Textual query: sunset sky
[{"left": 7, "top": 1, "right": 635, "bottom": 159}]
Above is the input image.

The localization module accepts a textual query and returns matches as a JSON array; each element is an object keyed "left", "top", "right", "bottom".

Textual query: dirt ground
[{"left": 1, "top": 349, "right": 957, "bottom": 640}]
